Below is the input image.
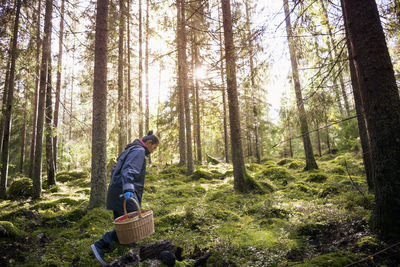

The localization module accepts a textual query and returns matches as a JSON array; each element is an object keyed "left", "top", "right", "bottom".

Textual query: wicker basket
[{"left": 114, "top": 198, "right": 155, "bottom": 244}]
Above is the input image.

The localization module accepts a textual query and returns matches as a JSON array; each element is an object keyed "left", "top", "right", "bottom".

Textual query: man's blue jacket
[{"left": 106, "top": 139, "right": 148, "bottom": 214}]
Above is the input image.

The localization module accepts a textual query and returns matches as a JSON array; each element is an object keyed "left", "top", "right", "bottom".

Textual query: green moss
[
  {"left": 344, "top": 194, "right": 374, "bottom": 210},
  {"left": 191, "top": 168, "right": 224, "bottom": 180},
  {"left": 256, "top": 166, "right": 295, "bottom": 186},
  {"left": 288, "top": 160, "right": 305, "bottom": 169},
  {"left": 294, "top": 251, "right": 361, "bottom": 266},
  {"left": 7, "top": 178, "right": 33, "bottom": 199},
  {"left": 277, "top": 158, "right": 294, "bottom": 166},
  {"left": 0, "top": 221, "right": 24, "bottom": 238},
  {"left": 75, "top": 188, "right": 90, "bottom": 195},
  {"left": 246, "top": 163, "right": 264, "bottom": 172},
  {"left": 306, "top": 173, "right": 328, "bottom": 183},
  {"left": 56, "top": 170, "right": 89, "bottom": 183},
  {"left": 206, "top": 153, "right": 220, "bottom": 164},
  {"left": 244, "top": 172, "right": 270, "bottom": 194},
  {"left": 32, "top": 198, "right": 85, "bottom": 211}
]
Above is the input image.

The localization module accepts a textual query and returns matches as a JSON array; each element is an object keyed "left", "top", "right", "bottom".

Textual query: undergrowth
[{"left": 0, "top": 152, "right": 393, "bottom": 266}]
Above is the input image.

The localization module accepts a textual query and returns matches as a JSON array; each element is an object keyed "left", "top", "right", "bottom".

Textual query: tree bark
[
  {"left": 20, "top": 85, "right": 28, "bottom": 173},
  {"left": 118, "top": 0, "right": 126, "bottom": 154},
  {"left": 53, "top": 0, "right": 65, "bottom": 173},
  {"left": 0, "top": 0, "right": 21, "bottom": 199},
  {"left": 176, "top": 0, "right": 186, "bottom": 166},
  {"left": 88, "top": 0, "right": 109, "bottom": 209},
  {"left": 145, "top": 0, "right": 149, "bottom": 134},
  {"left": 342, "top": 0, "right": 400, "bottom": 241},
  {"left": 127, "top": 0, "right": 132, "bottom": 141},
  {"left": 245, "top": 0, "right": 260, "bottom": 163},
  {"left": 218, "top": 5, "right": 229, "bottom": 163},
  {"left": 0, "top": 57, "right": 11, "bottom": 157},
  {"left": 45, "top": 54, "right": 55, "bottom": 186},
  {"left": 221, "top": 0, "right": 247, "bottom": 192},
  {"left": 29, "top": 0, "right": 41, "bottom": 179},
  {"left": 138, "top": 0, "right": 143, "bottom": 138},
  {"left": 33, "top": 0, "right": 52, "bottom": 199},
  {"left": 179, "top": 0, "right": 193, "bottom": 174},
  {"left": 283, "top": 0, "right": 318, "bottom": 170}
]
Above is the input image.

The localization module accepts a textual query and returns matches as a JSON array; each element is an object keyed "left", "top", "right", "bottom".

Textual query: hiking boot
[{"left": 91, "top": 243, "right": 107, "bottom": 265}]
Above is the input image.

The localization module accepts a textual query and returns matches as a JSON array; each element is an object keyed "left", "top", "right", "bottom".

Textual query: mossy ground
[{"left": 0, "top": 153, "right": 397, "bottom": 266}]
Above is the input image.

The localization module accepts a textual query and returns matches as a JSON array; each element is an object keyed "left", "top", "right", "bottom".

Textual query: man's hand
[{"left": 123, "top": 191, "right": 134, "bottom": 200}]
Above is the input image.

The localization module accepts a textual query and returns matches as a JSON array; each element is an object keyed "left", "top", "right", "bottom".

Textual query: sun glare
[{"left": 194, "top": 66, "right": 207, "bottom": 80}]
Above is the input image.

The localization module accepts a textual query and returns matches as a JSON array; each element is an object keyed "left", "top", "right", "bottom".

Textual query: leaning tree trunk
[
  {"left": 88, "top": 0, "right": 109, "bottom": 209},
  {"left": 118, "top": 0, "right": 126, "bottom": 154},
  {"left": 53, "top": 0, "right": 65, "bottom": 173},
  {"left": 33, "top": 0, "right": 53, "bottom": 199},
  {"left": 283, "top": 0, "right": 318, "bottom": 170},
  {"left": 0, "top": 0, "right": 21, "bottom": 199},
  {"left": 176, "top": 0, "right": 186, "bottom": 166},
  {"left": 221, "top": 0, "right": 247, "bottom": 192},
  {"left": 45, "top": 55, "right": 56, "bottom": 186},
  {"left": 342, "top": 0, "right": 400, "bottom": 241}
]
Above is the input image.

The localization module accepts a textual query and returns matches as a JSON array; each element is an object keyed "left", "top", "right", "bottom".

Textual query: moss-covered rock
[
  {"left": 192, "top": 168, "right": 223, "bottom": 180},
  {"left": 277, "top": 158, "right": 294, "bottom": 166},
  {"left": 206, "top": 153, "right": 220, "bottom": 165},
  {"left": 288, "top": 160, "right": 305, "bottom": 170},
  {"left": 56, "top": 170, "right": 89, "bottom": 183},
  {"left": 256, "top": 166, "right": 295, "bottom": 186},
  {"left": 7, "top": 178, "right": 33, "bottom": 199},
  {"left": 306, "top": 173, "right": 328, "bottom": 183}
]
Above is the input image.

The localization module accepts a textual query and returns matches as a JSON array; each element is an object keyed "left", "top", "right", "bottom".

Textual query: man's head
[{"left": 142, "top": 131, "right": 159, "bottom": 154}]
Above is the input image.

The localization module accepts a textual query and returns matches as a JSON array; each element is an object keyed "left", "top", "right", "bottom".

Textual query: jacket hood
[{"left": 125, "top": 139, "right": 150, "bottom": 156}]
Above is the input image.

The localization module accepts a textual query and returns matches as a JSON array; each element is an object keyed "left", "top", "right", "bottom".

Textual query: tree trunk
[
  {"left": 45, "top": 55, "right": 55, "bottom": 186},
  {"left": 342, "top": 0, "right": 400, "bottom": 241},
  {"left": 316, "top": 127, "right": 322, "bottom": 157},
  {"left": 53, "top": 0, "right": 65, "bottom": 173},
  {"left": 127, "top": 0, "right": 132, "bottom": 141},
  {"left": 0, "top": 57, "right": 11, "bottom": 157},
  {"left": 283, "top": 0, "right": 318, "bottom": 170},
  {"left": 289, "top": 138, "right": 293, "bottom": 158},
  {"left": 245, "top": 0, "right": 261, "bottom": 163},
  {"left": 0, "top": 0, "right": 21, "bottom": 199},
  {"left": 138, "top": 0, "right": 143, "bottom": 138},
  {"left": 320, "top": 0, "right": 350, "bottom": 116},
  {"left": 88, "top": 0, "right": 109, "bottom": 209},
  {"left": 118, "top": 0, "right": 126, "bottom": 154},
  {"left": 221, "top": 0, "right": 247, "bottom": 192},
  {"left": 218, "top": 5, "right": 229, "bottom": 163},
  {"left": 176, "top": 0, "right": 186, "bottom": 166},
  {"left": 29, "top": 0, "right": 41, "bottom": 178},
  {"left": 194, "top": 46, "right": 202, "bottom": 164},
  {"left": 33, "top": 0, "right": 52, "bottom": 199},
  {"left": 20, "top": 85, "right": 28, "bottom": 173},
  {"left": 179, "top": 0, "right": 193, "bottom": 174},
  {"left": 145, "top": 0, "right": 149, "bottom": 134}
]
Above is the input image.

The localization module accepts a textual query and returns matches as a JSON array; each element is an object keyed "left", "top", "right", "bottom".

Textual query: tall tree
[
  {"left": 33, "top": 0, "right": 53, "bottom": 199},
  {"left": 127, "top": 0, "right": 132, "bottom": 141},
  {"left": 218, "top": 5, "right": 229, "bottom": 163},
  {"left": 118, "top": 0, "right": 126, "bottom": 154},
  {"left": 221, "top": 0, "right": 247, "bottom": 192},
  {"left": 245, "top": 0, "right": 261, "bottom": 163},
  {"left": 88, "top": 0, "right": 109, "bottom": 209},
  {"left": 138, "top": 0, "right": 143, "bottom": 138},
  {"left": 53, "top": 0, "right": 65, "bottom": 172},
  {"left": 283, "top": 0, "right": 318, "bottom": 170},
  {"left": 180, "top": 0, "right": 193, "bottom": 174},
  {"left": 0, "top": 0, "right": 22, "bottom": 199},
  {"left": 341, "top": 0, "right": 400, "bottom": 241},
  {"left": 145, "top": 0, "right": 149, "bottom": 134},
  {"left": 29, "top": 0, "right": 41, "bottom": 179},
  {"left": 176, "top": 0, "right": 186, "bottom": 166},
  {"left": 45, "top": 54, "right": 55, "bottom": 185},
  {"left": 20, "top": 84, "right": 28, "bottom": 173}
]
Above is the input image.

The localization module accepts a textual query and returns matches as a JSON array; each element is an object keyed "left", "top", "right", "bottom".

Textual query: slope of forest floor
[{"left": 1, "top": 152, "right": 400, "bottom": 266}]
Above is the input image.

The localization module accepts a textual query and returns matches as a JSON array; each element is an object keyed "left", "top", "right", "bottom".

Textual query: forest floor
[{"left": 1, "top": 152, "right": 400, "bottom": 266}]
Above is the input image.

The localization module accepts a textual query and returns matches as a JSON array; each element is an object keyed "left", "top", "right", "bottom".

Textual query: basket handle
[{"left": 123, "top": 197, "right": 142, "bottom": 218}]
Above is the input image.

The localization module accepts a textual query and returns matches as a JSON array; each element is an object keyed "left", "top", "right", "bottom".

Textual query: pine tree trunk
[
  {"left": 218, "top": 5, "right": 229, "bottom": 163},
  {"left": 127, "top": 0, "right": 132, "bottom": 141},
  {"left": 289, "top": 138, "right": 293, "bottom": 158},
  {"left": 0, "top": 58, "right": 11, "bottom": 157},
  {"left": 45, "top": 55, "right": 55, "bottom": 186},
  {"left": 20, "top": 86, "right": 28, "bottom": 173},
  {"left": 118, "top": 0, "right": 126, "bottom": 154},
  {"left": 194, "top": 46, "right": 202, "bottom": 164},
  {"left": 179, "top": 0, "right": 193, "bottom": 174},
  {"left": 53, "top": 0, "right": 65, "bottom": 173},
  {"left": 33, "top": 0, "right": 52, "bottom": 199},
  {"left": 317, "top": 127, "right": 322, "bottom": 157},
  {"left": 221, "top": 0, "right": 247, "bottom": 192},
  {"left": 346, "top": 38, "right": 373, "bottom": 192},
  {"left": 342, "top": 0, "right": 400, "bottom": 241},
  {"left": 245, "top": 0, "right": 261, "bottom": 163},
  {"left": 320, "top": 0, "right": 350, "bottom": 116},
  {"left": 88, "top": 0, "right": 109, "bottom": 209},
  {"left": 176, "top": 0, "right": 186, "bottom": 166},
  {"left": 138, "top": 0, "right": 143, "bottom": 138},
  {"left": 283, "top": 0, "right": 318, "bottom": 170},
  {"left": 0, "top": 0, "right": 21, "bottom": 199},
  {"left": 145, "top": 0, "right": 149, "bottom": 134}
]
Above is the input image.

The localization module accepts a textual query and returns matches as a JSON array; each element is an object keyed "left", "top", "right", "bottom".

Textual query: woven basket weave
[{"left": 114, "top": 198, "right": 155, "bottom": 244}]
